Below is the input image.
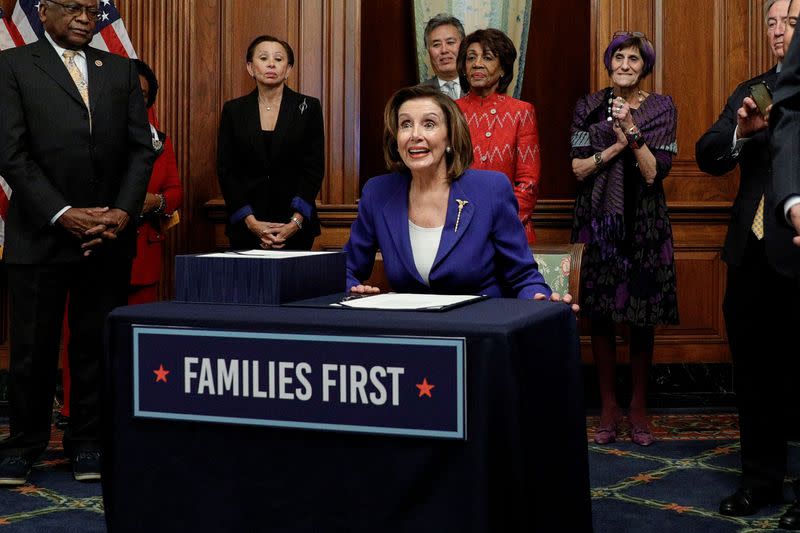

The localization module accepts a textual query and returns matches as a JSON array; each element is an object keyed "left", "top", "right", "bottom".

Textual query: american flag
[{"left": 0, "top": 0, "right": 139, "bottom": 256}]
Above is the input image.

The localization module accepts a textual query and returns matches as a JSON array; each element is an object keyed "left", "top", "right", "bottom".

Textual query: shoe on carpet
[
  {"left": 594, "top": 409, "right": 622, "bottom": 445},
  {"left": 631, "top": 423, "right": 655, "bottom": 446},
  {"left": 780, "top": 501, "right": 800, "bottom": 530},
  {"left": 72, "top": 451, "right": 101, "bottom": 482},
  {"left": 0, "top": 456, "right": 32, "bottom": 486},
  {"left": 719, "top": 487, "right": 781, "bottom": 516}
]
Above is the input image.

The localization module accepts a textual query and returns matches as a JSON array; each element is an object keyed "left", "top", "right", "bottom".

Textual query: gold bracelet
[{"left": 290, "top": 216, "right": 303, "bottom": 229}]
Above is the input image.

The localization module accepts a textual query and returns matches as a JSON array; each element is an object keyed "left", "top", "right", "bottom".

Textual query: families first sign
[{"left": 132, "top": 326, "right": 466, "bottom": 439}]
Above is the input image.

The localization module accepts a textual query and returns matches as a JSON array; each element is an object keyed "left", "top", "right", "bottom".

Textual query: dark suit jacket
[
  {"left": 344, "top": 169, "right": 551, "bottom": 298},
  {"left": 695, "top": 66, "right": 798, "bottom": 269},
  {"left": 217, "top": 86, "right": 324, "bottom": 248},
  {"left": 769, "top": 36, "right": 800, "bottom": 278},
  {"left": 421, "top": 76, "right": 439, "bottom": 88},
  {"left": 0, "top": 38, "right": 154, "bottom": 264}
]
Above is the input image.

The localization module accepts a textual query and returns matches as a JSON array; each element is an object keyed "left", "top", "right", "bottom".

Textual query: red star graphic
[
  {"left": 153, "top": 364, "right": 170, "bottom": 383},
  {"left": 416, "top": 377, "right": 435, "bottom": 398}
]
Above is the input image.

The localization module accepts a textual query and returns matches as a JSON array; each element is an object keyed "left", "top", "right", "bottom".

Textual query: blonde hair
[{"left": 382, "top": 85, "right": 473, "bottom": 182}]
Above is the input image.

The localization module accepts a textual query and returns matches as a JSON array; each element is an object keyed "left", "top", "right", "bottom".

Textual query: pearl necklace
[{"left": 607, "top": 89, "right": 646, "bottom": 121}]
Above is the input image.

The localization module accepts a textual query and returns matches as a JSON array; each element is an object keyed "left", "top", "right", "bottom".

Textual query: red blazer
[
  {"left": 457, "top": 92, "right": 541, "bottom": 243},
  {"left": 130, "top": 133, "right": 182, "bottom": 286}
]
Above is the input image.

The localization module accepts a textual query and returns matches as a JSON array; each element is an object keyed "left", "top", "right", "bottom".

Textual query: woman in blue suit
[{"left": 346, "top": 85, "right": 575, "bottom": 308}]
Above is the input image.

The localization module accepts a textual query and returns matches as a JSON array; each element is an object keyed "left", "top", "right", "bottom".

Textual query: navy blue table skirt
[{"left": 102, "top": 298, "right": 591, "bottom": 532}]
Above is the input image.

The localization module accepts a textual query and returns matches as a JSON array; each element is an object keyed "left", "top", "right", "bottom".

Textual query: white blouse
[{"left": 408, "top": 219, "right": 443, "bottom": 286}]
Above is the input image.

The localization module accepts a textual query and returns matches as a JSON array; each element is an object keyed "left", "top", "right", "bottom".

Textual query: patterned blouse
[{"left": 457, "top": 92, "right": 541, "bottom": 243}]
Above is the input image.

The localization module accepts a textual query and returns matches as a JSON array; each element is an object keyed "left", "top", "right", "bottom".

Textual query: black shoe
[
  {"left": 72, "top": 451, "right": 101, "bottom": 482},
  {"left": 0, "top": 456, "right": 32, "bottom": 486},
  {"left": 54, "top": 412, "right": 70, "bottom": 431},
  {"left": 781, "top": 502, "right": 800, "bottom": 530},
  {"left": 719, "top": 487, "right": 779, "bottom": 516}
]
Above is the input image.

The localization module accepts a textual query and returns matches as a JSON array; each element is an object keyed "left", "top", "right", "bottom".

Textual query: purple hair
[{"left": 603, "top": 33, "right": 656, "bottom": 79}]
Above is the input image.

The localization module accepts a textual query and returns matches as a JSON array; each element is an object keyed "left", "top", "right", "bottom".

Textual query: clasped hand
[
  {"left": 59, "top": 206, "right": 130, "bottom": 256},
  {"left": 790, "top": 204, "right": 800, "bottom": 248},
  {"left": 249, "top": 219, "right": 299, "bottom": 249}
]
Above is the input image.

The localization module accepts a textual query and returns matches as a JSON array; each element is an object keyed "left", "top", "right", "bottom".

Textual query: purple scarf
[{"left": 571, "top": 89, "right": 677, "bottom": 255}]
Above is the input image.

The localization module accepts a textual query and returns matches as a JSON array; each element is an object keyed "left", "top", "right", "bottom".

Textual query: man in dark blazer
[
  {"left": 767, "top": 0, "right": 800, "bottom": 527},
  {"left": 0, "top": 0, "right": 154, "bottom": 485},
  {"left": 771, "top": 0, "right": 800, "bottom": 267},
  {"left": 420, "top": 14, "right": 464, "bottom": 99},
  {"left": 696, "top": 0, "right": 800, "bottom": 522}
]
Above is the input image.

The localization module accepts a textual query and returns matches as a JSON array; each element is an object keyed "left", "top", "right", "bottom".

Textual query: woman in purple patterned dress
[{"left": 570, "top": 32, "right": 678, "bottom": 446}]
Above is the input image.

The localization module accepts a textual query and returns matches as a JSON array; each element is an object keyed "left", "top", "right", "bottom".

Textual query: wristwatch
[{"left": 592, "top": 152, "right": 604, "bottom": 168}]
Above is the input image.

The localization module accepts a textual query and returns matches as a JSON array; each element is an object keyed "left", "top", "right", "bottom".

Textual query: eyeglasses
[
  {"left": 613, "top": 31, "right": 649, "bottom": 40},
  {"left": 46, "top": 0, "right": 102, "bottom": 21}
]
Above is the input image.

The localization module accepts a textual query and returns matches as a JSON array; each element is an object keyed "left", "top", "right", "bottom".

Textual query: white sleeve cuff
[
  {"left": 784, "top": 196, "right": 800, "bottom": 224},
  {"left": 50, "top": 205, "right": 71, "bottom": 225},
  {"left": 731, "top": 126, "right": 749, "bottom": 157}
]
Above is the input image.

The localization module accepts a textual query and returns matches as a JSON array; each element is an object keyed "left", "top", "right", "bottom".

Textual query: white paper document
[
  {"left": 338, "top": 293, "right": 484, "bottom": 310},
  {"left": 200, "top": 250, "right": 338, "bottom": 259}
]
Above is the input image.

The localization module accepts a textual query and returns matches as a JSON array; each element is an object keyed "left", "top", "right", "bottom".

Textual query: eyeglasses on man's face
[{"left": 46, "top": 0, "right": 102, "bottom": 21}]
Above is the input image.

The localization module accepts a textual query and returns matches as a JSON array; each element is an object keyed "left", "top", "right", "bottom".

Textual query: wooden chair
[{"left": 529, "top": 243, "right": 585, "bottom": 301}]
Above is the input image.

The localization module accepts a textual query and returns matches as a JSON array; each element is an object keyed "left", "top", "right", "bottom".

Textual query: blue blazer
[{"left": 345, "top": 169, "right": 551, "bottom": 298}]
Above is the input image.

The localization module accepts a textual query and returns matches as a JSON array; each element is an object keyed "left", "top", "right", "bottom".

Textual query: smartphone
[{"left": 749, "top": 81, "right": 773, "bottom": 116}]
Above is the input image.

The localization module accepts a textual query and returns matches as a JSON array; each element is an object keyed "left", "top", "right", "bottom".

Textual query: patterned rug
[
  {"left": 0, "top": 423, "right": 104, "bottom": 532},
  {"left": 588, "top": 413, "right": 800, "bottom": 532},
  {"left": 0, "top": 413, "right": 797, "bottom": 532}
]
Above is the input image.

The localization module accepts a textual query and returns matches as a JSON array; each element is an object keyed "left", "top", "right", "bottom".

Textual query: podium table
[{"left": 102, "top": 298, "right": 591, "bottom": 532}]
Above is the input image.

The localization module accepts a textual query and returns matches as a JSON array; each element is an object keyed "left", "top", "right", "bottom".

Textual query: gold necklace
[{"left": 259, "top": 97, "right": 280, "bottom": 111}]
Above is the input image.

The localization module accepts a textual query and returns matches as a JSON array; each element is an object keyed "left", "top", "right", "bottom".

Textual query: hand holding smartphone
[{"left": 749, "top": 81, "right": 773, "bottom": 117}]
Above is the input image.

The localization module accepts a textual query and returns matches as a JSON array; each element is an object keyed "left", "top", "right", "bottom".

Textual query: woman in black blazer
[{"left": 217, "top": 35, "right": 325, "bottom": 250}]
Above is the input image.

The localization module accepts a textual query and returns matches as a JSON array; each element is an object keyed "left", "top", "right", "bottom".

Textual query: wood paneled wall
[{"left": 0, "top": 0, "right": 779, "bottom": 367}]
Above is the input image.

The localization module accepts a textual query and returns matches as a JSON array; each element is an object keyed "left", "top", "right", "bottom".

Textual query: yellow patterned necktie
[
  {"left": 62, "top": 50, "right": 90, "bottom": 110},
  {"left": 752, "top": 195, "right": 765, "bottom": 240}
]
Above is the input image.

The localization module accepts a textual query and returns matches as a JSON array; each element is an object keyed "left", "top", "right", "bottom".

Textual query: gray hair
[
  {"left": 764, "top": 0, "right": 785, "bottom": 24},
  {"left": 423, "top": 13, "right": 465, "bottom": 48}
]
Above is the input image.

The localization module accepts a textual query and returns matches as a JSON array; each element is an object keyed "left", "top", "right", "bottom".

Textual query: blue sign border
[{"left": 132, "top": 325, "right": 467, "bottom": 439}]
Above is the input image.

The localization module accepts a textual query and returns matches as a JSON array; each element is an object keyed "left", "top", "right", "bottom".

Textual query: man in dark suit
[
  {"left": 0, "top": 0, "right": 154, "bottom": 484},
  {"left": 420, "top": 14, "right": 464, "bottom": 99},
  {"left": 771, "top": 0, "right": 800, "bottom": 262},
  {"left": 696, "top": 0, "right": 800, "bottom": 523},
  {"left": 768, "top": 0, "right": 800, "bottom": 528}
]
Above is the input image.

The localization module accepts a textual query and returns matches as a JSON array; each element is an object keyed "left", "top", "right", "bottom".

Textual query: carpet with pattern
[
  {"left": 0, "top": 413, "right": 797, "bottom": 532},
  {"left": 588, "top": 412, "right": 800, "bottom": 532}
]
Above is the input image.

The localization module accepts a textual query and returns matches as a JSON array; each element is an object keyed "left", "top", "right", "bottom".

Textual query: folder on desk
[{"left": 337, "top": 293, "right": 486, "bottom": 311}]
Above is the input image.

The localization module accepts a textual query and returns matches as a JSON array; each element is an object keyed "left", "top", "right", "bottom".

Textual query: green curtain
[{"left": 414, "top": 0, "right": 533, "bottom": 98}]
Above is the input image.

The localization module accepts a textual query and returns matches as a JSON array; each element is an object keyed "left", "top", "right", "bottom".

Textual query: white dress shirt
[{"left": 409, "top": 220, "right": 443, "bottom": 286}]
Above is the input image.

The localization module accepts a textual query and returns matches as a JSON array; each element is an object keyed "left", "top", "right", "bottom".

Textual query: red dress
[
  {"left": 129, "top": 133, "right": 183, "bottom": 303},
  {"left": 457, "top": 92, "right": 541, "bottom": 243}
]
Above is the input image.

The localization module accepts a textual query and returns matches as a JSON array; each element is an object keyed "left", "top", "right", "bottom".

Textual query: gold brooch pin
[{"left": 455, "top": 199, "right": 468, "bottom": 232}]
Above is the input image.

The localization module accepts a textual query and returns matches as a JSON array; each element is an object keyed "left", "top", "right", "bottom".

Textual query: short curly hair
[
  {"left": 603, "top": 33, "right": 656, "bottom": 80},
  {"left": 457, "top": 28, "right": 517, "bottom": 94}
]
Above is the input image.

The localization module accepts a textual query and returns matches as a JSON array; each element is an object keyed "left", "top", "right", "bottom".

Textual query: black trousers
[
  {"left": 723, "top": 234, "right": 800, "bottom": 493},
  {"left": 1, "top": 255, "right": 131, "bottom": 461}
]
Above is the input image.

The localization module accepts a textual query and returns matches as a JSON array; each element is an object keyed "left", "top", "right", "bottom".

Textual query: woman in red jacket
[
  {"left": 129, "top": 58, "right": 183, "bottom": 304},
  {"left": 456, "top": 29, "right": 541, "bottom": 243}
]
